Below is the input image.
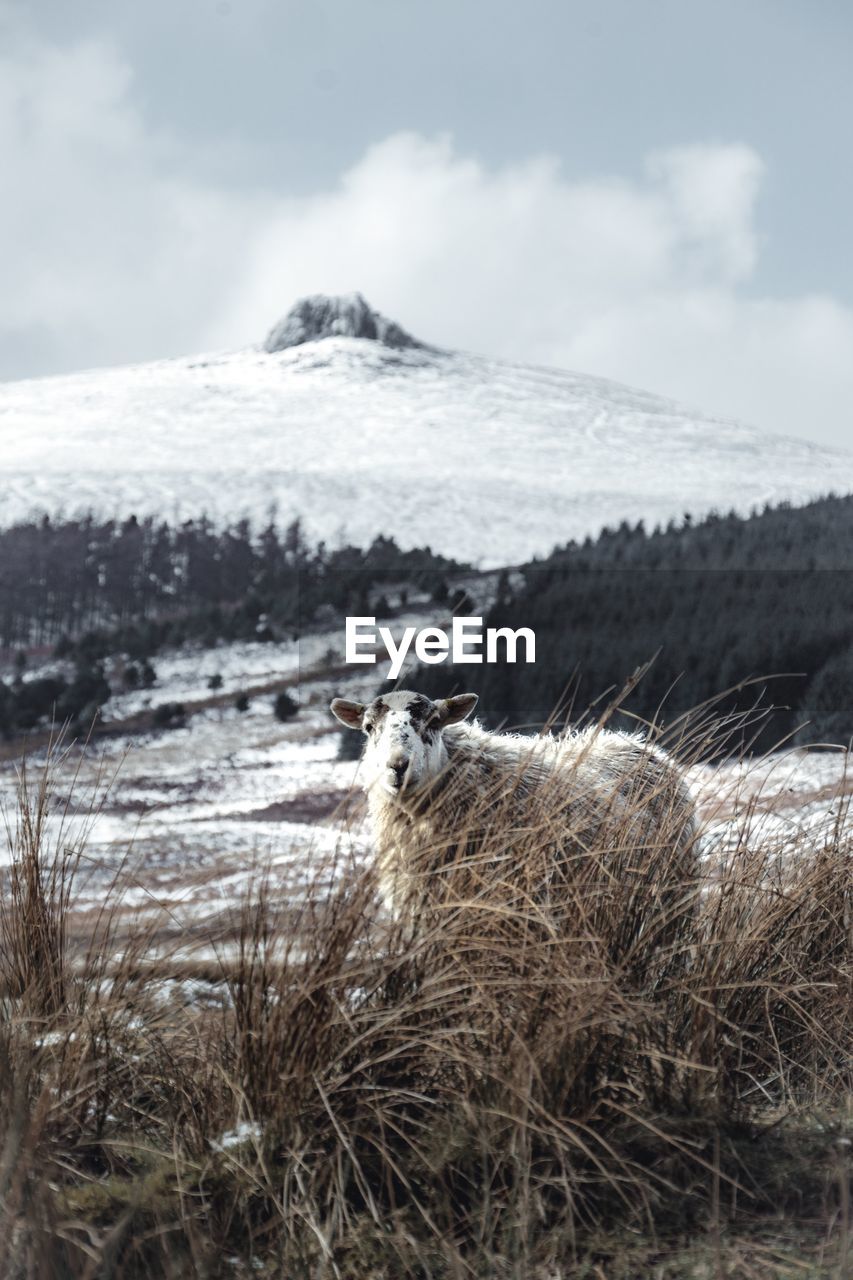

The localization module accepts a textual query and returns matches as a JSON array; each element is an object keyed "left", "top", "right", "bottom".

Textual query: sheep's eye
[{"left": 363, "top": 721, "right": 374, "bottom": 734}]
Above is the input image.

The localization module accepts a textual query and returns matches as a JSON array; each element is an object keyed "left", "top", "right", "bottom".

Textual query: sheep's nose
[{"left": 388, "top": 753, "right": 409, "bottom": 787}]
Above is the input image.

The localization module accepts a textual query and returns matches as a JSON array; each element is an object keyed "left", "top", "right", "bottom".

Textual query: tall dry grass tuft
[
  {"left": 0, "top": 750, "right": 82, "bottom": 1020},
  {"left": 0, "top": 711, "right": 849, "bottom": 1277},
  {"left": 686, "top": 822, "right": 852, "bottom": 1108},
  {"left": 225, "top": 862, "right": 376, "bottom": 1122}
]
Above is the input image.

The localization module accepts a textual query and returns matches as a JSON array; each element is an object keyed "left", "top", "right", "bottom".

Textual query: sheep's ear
[
  {"left": 436, "top": 693, "right": 478, "bottom": 726},
  {"left": 330, "top": 698, "right": 365, "bottom": 730}
]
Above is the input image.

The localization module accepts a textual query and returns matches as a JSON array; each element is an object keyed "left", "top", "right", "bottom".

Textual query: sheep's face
[{"left": 330, "top": 690, "right": 478, "bottom": 797}]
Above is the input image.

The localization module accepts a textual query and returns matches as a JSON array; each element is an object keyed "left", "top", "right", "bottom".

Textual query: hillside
[
  {"left": 416, "top": 495, "right": 853, "bottom": 749},
  {"left": 1, "top": 295, "right": 852, "bottom": 564}
]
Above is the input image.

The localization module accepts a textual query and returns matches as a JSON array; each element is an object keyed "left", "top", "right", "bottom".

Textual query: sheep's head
[{"left": 331, "top": 690, "right": 478, "bottom": 797}]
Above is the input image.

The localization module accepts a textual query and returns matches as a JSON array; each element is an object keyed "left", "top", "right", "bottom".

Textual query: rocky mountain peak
[{"left": 263, "top": 293, "right": 422, "bottom": 352}]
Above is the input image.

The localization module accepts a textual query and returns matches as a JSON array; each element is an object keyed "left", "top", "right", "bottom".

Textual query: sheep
[{"left": 331, "top": 690, "right": 699, "bottom": 966}]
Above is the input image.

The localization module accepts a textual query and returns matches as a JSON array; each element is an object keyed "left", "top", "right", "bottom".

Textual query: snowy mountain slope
[{"left": 1, "top": 296, "right": 852, "bottom": 565}]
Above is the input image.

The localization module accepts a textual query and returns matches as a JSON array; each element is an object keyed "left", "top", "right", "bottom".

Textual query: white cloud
[
  {"left": 647, "top": 143, "right": 763, "bottom": 283},
  {"left": 216, "top": 132, "right": 853, "bottom": 445},
  {"left": 0, "top": 24, "right": 851, "bottom": 447},
  {"left": 0, "top": 31, "right": 263, "bottom": 378}
]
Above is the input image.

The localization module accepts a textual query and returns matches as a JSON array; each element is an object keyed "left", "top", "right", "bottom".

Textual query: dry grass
[{"left": 0, "top": 707, "right": 850, "bottom": 1279}]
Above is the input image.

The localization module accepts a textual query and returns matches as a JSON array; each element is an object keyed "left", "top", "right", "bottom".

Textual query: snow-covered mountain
[{"left": 1, "top": 294, "right": 851, "bottom": 565}]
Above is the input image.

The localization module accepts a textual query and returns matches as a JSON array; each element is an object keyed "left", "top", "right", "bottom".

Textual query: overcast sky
[{"left": 2, "top": 0, "right": 852, "bottom": 444}]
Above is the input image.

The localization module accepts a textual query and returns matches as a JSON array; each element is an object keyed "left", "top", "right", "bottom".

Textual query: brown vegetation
[{"left": 0, "top": 714, "right": 850, "bottom": 1278}]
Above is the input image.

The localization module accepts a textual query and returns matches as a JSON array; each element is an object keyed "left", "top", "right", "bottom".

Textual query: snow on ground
[
  {"left": 0, "top": 701, "right": 367, "bottom": 926},
  {"left": 2, "top": 336, "right": 853, "bottom": 564},
  {"left": 101, "top": 637, "right": 302, "bottom": 720},
  {"left": 1, "top": 631, "right": 849, "bottom": 968},
  {"left": 0, "top": 611, "right": 437, "bottom": 965},
  {"left": 689, "top": 746, "right": 851, "bottom": 866}
]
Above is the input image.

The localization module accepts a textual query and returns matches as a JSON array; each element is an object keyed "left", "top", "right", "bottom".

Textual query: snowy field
[
  {"left": 1, "top": 628, "right": 849, "bottom": 977},
  {"left": 0, "top": 643, "right": 375, "bottom": 952},
  {"left": 3, "top": 335, "right": 853, "bottom": 564}
]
